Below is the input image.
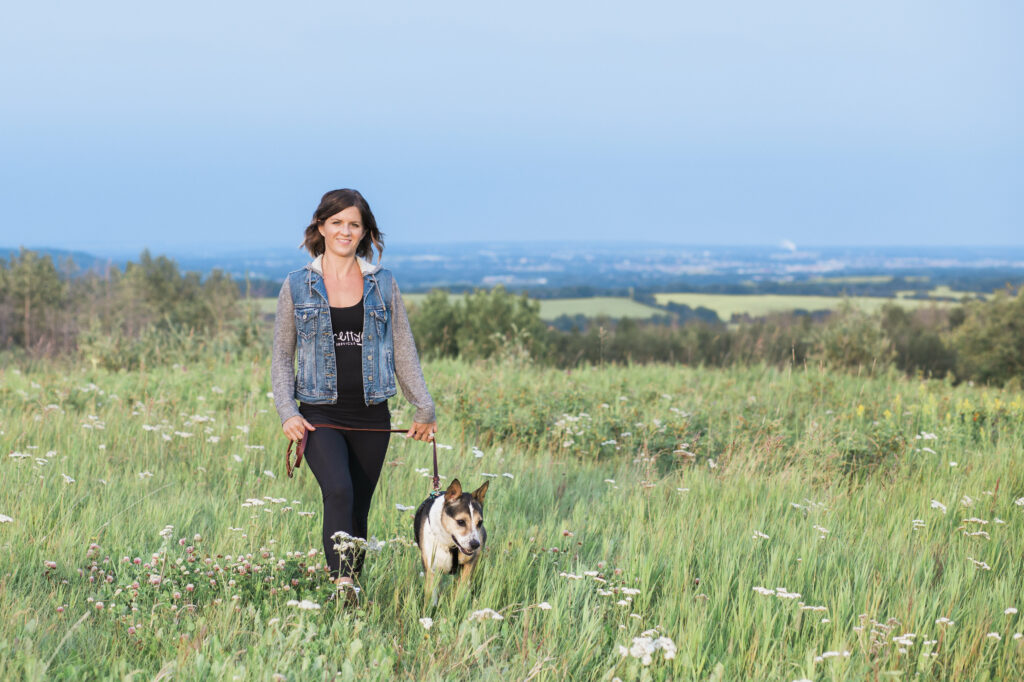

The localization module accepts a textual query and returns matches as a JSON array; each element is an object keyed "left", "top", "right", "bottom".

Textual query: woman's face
[{"left": 318, "top": 206, "right": 365, "bottom": 260}]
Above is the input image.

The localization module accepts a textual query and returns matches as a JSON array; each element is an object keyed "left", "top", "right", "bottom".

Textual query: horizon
[{"left": 7, "top": 240, "right": 1024, "bottom": 259}]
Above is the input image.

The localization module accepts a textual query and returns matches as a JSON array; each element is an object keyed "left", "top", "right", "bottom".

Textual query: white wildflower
[
  {"left": 987, "top": 632, "right": 1001, "bottom": 641},
  {"left": 286, "top": 599, "right": 321, "bottom": 610},
  {"left": 61, "top": 473, "right": 75, "bottom": 484},
  {"left": 619, "top": 635, "right": 676, "bottom": 666},
  {"left": 419, "top": 617, "right": 433, "bottom": 629},
  {"left": 0, "top": 514, "right": 13, "bottom": 523},
  {"left": 395, "top": 504, "right": 414, "bottom": 511},
  {"left": 535, "top": 602, "right": 552, "bottom": 610},
  {"left": 467, "top": 608, "right": 504, "bottom": 622},
  {"left": 930, "top": 500, "right": 947, "bottom": 514},
  {"left": 1006, "top": 607, "right": 1018, "bottom": 615},
  {"left": 814, "top": 650, "right": 851, "bottom": 663},
  {"left": 935, "top": 617, "right": 955, "bottom": 626},
  {"left": 752, "top": 530, "right": 769, "bottom": 540}
]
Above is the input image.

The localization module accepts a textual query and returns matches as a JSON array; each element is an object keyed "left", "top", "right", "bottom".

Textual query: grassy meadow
[{"left": 2, "top": 357, "right": 1024, "bottom": 680}]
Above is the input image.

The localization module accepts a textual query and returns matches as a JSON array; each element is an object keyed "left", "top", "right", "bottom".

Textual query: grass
[{"left": 2, "top": 358, "right": 1024, "bottom": 679}]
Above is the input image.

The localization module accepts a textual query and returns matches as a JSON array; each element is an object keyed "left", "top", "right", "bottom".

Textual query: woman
[{"left": 271, "top": 188, "right": 436, "bottom": 601}]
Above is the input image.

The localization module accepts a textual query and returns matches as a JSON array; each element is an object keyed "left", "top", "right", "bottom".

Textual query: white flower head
[{"left": 468, "top": 608, "right": 504, "bottom": 622}]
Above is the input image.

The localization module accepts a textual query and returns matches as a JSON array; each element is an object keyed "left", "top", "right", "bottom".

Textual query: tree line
[
  {"left": 2, "top": 249, "right": 1022, "bottom": 386},
  {"left": 406, "top": 286, "right": 1024, "bottom": 387},
  {"left": 0, "top": 248, "right": 251, "bottom": 369}
]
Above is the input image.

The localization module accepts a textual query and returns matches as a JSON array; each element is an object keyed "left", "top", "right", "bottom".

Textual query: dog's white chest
[{"left": 422, "top": 502, "right": 457, "bottom": 574}]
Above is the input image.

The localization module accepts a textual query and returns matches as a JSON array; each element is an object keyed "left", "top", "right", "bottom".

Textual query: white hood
[{"left": 308, "top": 254, "right": 381, "bottom": 276}]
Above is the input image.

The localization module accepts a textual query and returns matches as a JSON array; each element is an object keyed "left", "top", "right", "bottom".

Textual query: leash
[{"left": 285, "top": 424, "right": 440, "bottom": 491}]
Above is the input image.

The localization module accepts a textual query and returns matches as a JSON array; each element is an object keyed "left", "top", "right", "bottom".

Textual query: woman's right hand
[{"left": 283, "top": 416, "right": 316, "bottom": 442}]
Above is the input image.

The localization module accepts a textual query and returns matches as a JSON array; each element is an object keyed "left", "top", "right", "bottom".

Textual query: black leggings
[{"left": 302, "top": 428, "right": 391, "bottom": 579}]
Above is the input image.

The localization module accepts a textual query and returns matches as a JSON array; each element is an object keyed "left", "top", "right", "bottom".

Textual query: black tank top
[{"left": 299, "top": 300, "right": 390, "bottom": 428}]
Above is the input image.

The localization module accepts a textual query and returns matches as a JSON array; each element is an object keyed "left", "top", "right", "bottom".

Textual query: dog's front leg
[{"left": 456, "top": 560, "right": 475, "bottom": 593}]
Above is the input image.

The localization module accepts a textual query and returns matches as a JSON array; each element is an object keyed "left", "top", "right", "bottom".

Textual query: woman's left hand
[{"left": 407, "top": 421, "right": 437, "bottom": 442}]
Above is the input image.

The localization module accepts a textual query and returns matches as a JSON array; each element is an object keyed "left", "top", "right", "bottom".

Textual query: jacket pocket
[{"left": 294, "top": 307, "right": 318, "bottom": 341}]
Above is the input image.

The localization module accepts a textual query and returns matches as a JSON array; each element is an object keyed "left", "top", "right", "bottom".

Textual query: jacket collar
[{"left": 307, "top": 254, "right": 380, "bottom": 277}]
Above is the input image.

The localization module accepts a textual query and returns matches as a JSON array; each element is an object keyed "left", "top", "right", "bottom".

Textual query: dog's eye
[
  {"left": 476, "top": 520, "right": 482, "bottom": 527},
  {"left": 457, "top": 519, "right": 466, "bottom": 527}
]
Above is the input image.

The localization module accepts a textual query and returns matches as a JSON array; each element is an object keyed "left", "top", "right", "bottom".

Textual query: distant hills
[{"left": 4, "top": 243, "right": 1023, "bottom": 298}]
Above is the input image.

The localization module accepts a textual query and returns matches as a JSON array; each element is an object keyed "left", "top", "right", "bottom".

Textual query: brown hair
[{"left": 302, "top": 189, "right": 384, "bottom": 261}]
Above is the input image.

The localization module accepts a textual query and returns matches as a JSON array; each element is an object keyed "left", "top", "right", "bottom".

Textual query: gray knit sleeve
[
  {"left": 391, "top": 278, "right": 436, "bottom": 423},
  {"left": 271, "top": 278, "right": 302, "bottom": 425}
]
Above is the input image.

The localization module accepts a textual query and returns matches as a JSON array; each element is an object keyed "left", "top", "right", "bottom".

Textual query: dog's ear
[
  {"left": 471, "top": 480, "right": 488, "bottom": 503},
  {"left": 444, "top": 479, "right": 462, "bottom": 501}
]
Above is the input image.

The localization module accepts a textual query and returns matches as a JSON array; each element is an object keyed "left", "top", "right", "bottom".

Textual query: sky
[{"left": 1, "top": 0, "right": 1021, "bottom": 254}]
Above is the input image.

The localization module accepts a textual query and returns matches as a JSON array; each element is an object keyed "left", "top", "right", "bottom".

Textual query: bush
[{"left": 950, "top": 290, "right": 1024, "bottom": 386}]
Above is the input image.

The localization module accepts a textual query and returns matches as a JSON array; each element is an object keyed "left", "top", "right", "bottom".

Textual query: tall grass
[{"left": 2, "top": 356, "right": 1023, "bottom": 680}]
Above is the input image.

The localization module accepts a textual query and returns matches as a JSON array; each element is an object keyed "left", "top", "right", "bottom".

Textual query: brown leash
[{"left": 285, "top": 424, "right": 440, "bottom": 491}]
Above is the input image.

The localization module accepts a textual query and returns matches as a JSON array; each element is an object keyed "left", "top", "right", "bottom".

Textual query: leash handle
[{"left": 286, "top": 424, "right": 440, "bottom": 491}]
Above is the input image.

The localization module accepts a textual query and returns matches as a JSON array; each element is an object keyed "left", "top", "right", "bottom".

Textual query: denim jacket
[{"left": 271, "top": 255, "right": 435, "bottom": 425}]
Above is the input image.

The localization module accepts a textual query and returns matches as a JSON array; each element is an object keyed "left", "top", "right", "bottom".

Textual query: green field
[
  {"left": 653, "top": 292, "right": 958, "bottom": 318},
  {"left": 3, "top": 357, "right": 1024, "bottom": 679},
  {"left": 895, "top": 286, "right": 990, "bottom": 301}
]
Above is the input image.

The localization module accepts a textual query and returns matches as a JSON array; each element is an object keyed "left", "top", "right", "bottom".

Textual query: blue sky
[{"left": 1, "top": 1, "right": 1020, "bottom": 253}]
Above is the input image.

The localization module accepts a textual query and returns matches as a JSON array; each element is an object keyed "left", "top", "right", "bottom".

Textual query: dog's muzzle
[{"left": 452, "top": 535, "right": 477, "bottom": 556}]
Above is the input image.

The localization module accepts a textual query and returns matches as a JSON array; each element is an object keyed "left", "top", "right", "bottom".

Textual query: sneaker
[{"left": 328, "top": 581, "right": 360, "bottom": 607}]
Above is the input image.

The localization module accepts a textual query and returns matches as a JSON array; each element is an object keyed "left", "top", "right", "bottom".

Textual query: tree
[{"left": 2, "top": 248, "right": 64, "bottom": 350}]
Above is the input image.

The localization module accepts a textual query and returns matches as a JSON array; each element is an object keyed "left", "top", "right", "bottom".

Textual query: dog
[{"left": 413, "top": 478, "right": 488, "bottom": 599}]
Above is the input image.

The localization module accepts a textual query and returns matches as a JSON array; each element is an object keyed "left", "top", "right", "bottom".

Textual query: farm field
[
  {"left": 2, "top": 357, "right": 1024, "bottom": 679},
  {"left": 652, "top": 292, "right": 958, "bottom": 319},
  {"left": 895, "top": 286, "right": 990, "bottom": 301}
]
